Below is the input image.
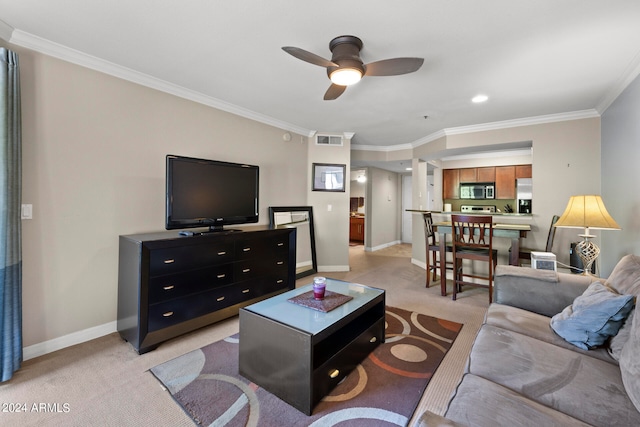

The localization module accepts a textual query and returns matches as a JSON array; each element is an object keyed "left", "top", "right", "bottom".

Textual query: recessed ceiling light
[
  {"left": 472, "top": 94, "right": 489, "bottom": 103},
  {"left": 405, "top": 167, "right": 413, "bottom": 171}
]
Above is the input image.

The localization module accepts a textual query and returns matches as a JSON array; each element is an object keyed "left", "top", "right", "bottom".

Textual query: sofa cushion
[
  {"left": 486, "top": 304, "right": 614, "bottom": 363},
  {"left": 550, "top": 281, "right": 634, "bottom": 350},
  {"left": 445, "top": 374, "right": 591, "bottom": 426},
  {"left": 605, "top": 254, "right": 640, "bottom": 297},
  {"left": 608, "top": 309, "right": 635, "bottom": 361},
  {"left": 620, "top": 303, "right": 640, "bottom": 412},
  {"left": 467, "top": 324, "right": 640, "bottom": 426}
]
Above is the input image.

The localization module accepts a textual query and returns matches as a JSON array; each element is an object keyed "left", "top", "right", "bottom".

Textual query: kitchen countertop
[{"left": 406, "top": 209, "right": 532, "bottom": 217}]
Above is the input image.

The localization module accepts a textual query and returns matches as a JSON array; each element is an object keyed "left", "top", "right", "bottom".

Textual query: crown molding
[
  {"left": 351, "top": 142, "right": 415, "bottom": 152},
  {"left": 442, "top": 109, "right": 600, "bottom": 137},
  {"left": 9, "top": 29, "right": 312, "bottom": 137},
  {"left": 352, "top": 109, "right": 600, "bottom": 153},
  {"left": 597, "top": 49, "right": 640, "bottom": 114},
  {"left": 0, "top": 19, "right": 13, "bottom": 42}
]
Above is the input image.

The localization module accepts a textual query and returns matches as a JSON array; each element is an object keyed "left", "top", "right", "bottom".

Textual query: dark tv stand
[{"left": 117, "top": 226, "right": 296, "bottom": 354}]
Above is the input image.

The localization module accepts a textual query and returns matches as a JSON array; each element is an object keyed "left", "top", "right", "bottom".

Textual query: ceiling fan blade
[
  {"left": 282, "top": 46, "right": 338, "bottom": 68},
  {"left": 324, "top": 84, "right": 347, "bottom": 100},
  {"left": 364, "top": 58, "right": 424, "bottom": 76}
]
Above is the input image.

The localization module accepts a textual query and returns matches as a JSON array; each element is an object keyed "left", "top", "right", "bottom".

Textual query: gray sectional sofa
[{"left": 420, "top": 254, "right": 640, "bottom": 426}]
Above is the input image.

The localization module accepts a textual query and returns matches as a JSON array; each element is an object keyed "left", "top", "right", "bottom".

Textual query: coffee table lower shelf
[{"left": 238, "top": 283, "right": 385, "bottom": 415}]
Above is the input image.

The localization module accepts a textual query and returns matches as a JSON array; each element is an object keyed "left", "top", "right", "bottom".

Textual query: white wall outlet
[
  {"left": 21, "top": 204, "right": 33, "bottom": 219},
  {"left": 327, "top": 204, "right": 332, "bottom": 212}
]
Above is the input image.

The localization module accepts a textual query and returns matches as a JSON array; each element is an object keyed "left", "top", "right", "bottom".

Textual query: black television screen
[{"left": 165, "top": 155, "right": 259, "bottom": 232}]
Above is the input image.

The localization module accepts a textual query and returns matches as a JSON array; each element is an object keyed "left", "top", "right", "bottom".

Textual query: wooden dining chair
[
  {"left": 513, "top": 215, "right": 560, "bottom": 264},
  {"left": 451, "top": 214, "right": 498, "bottom": 302},
  {"left": 422, "top": 212, "right": 452, "bottom": 288}
]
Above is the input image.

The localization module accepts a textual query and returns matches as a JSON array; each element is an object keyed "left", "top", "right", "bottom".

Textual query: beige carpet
[{"left": 1, "top": 244, "right": 488, "bottom": 426}]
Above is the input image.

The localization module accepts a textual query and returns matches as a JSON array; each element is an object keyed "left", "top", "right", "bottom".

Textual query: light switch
[
  {"left": 21, "top": 204, "right": 33, "bottom": 219},
  {"left": 327, "top": 204, "right": 332, "bottom": 212}
]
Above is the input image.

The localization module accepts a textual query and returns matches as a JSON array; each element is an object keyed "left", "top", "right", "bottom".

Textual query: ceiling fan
[{"left": 282, "top": 35, "right": 424, "bottom": 100}]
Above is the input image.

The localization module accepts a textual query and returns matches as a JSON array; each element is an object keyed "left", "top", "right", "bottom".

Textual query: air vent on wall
[{"left": 316, "top": 135, "right": 343, "bottom": 146}]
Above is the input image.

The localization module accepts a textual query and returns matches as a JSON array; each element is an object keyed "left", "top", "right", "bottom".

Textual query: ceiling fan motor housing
[{"left": 327, "top": 35, "right": 365, "bottom": 76}]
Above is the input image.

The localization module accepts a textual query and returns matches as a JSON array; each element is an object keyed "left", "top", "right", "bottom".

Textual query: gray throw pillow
[{"left": 550, "top": 282, "right": 634, "bottom": 350}]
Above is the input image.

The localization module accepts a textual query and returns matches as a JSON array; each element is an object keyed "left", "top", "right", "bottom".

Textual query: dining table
[{"left": 433, "top": 221, "right": 531, "bottom": 297}]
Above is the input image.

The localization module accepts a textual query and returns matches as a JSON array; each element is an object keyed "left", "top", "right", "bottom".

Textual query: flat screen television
[{"left": 165, "top": 155, "right": 259, "bottom": 232}]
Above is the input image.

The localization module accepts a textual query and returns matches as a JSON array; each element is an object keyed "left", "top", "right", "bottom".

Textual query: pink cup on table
[{"left": 313, "top": 277, "right": 326, "bottom": 300}]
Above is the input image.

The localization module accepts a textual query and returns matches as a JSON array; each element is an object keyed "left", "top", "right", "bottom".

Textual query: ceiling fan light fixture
[{"left": 330, "top": 68, "right": 363, "bottom": 86}]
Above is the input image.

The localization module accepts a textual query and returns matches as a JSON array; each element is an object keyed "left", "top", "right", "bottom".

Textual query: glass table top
[{"left": 242, "top": 279, "right": 384, "bottom": 335}]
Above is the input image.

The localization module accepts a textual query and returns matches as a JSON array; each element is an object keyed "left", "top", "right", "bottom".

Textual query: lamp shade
[{"left": 554, "top": 195, "right": 621, "bottom": 230}]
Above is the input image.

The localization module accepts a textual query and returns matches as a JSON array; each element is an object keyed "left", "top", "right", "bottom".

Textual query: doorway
[{"left": 350, "top": 169, "right": 367, "bottom": 247}]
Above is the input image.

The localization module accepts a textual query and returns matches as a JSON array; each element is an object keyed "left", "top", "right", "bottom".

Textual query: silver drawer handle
[
  {"left": 276, "top": 261, "right": 284, "bottom": 265},
  {"left": 242, "top": 289, "right": 250, "bottom": 294},
  {"left": 216, "top": 296, "right": 225, "bottom": 302},
  {"left": 242, "top": 268, "right": 251, "bottom": 273},
  {"left": 329, "top": 369, "right": 340, "bottom": 379},
  {"left": 217, "top": 251, "right": 227, "bottom": 256},
  {"left": 163, "top": 285, "right": 175, "bottom": 291},
  {"left": 217, "top": 274, "right": 226, "bottom": 279},
  {"left": 370, "top": 337, "right": 377, "bottom": 343},
  {"left": 162, "top": 311, "right": 174, "bottom": 317},
  {"left": 243, "top": 247, "right": 251, "bottom": 252},
  {"left": 277, "top": 242, "right": 284, "bottom": 247},
  {"left": 276, "top": 279, "right": 283, "bottom": 284},
  {"left": 163, "top": 259, "right": 175, "bottom": 264}
]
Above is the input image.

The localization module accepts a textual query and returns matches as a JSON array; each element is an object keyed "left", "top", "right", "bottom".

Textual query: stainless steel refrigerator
[{"left": 516, "top": 178, "right": 532, "bottom": 213}]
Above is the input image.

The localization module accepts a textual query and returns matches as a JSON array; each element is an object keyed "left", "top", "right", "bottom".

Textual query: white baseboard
[
  {"left": 23, "top": 321, "right": 117, "bottom": 361},
  {"left": 411, "top": 258, "right": 427, "bottom": 269},
  {"left": 366, "top": 240, "right": 402, "bottom": 252}
]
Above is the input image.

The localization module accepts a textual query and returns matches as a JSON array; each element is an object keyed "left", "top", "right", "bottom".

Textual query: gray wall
[
  {"left": 366, "top": 167, "right": 401, "bottom": 250},
  {"left": 307, "top": 134, "right": 351, "bottom": 271},
  {"left": 601, "top": 74, "right": 640, "bottom": 277}
]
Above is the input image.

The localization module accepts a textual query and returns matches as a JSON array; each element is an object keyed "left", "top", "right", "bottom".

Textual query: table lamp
[{"left": 554, "top": 195, "right": 620, "bottom": 275}]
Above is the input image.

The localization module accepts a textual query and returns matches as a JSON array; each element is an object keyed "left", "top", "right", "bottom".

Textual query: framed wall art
[{"left": 312, "top": 163, "right": 346, "bottom": 192}]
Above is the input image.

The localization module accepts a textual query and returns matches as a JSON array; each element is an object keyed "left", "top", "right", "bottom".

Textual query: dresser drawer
[
  {"left": 148, "top": 242, "right": 234, "bottom": 276},
  {"left": 235, "top": 232, "right": 289, "bottom": 260},
  {"left": 147, "top": 285, "right": 243, "bottom": 332},
  {"left": 235, "top": 255, "right": 289, "bottom": 281},
  {"left": 148, "top": 264, "right": 234, "bottom": 304}
]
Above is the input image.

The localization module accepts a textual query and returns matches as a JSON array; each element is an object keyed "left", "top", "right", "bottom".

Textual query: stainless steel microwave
[{"left": 460, "top": 183, "right": 495, "bottom": 199}]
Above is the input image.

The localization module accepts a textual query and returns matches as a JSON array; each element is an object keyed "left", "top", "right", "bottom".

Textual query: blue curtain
[{"left": 0, "top": 47, "right": 22, "bottom": 382}]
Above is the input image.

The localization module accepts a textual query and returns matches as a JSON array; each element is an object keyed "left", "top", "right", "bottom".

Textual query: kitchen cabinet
[
  {"left": 350, "top": 217, "right": 364, "bottom": 242},
  {"left": 443, "top": 169, "right": 460, "bottom": 199},
  {"left": 495, "top": 166, "right": 516, "bottom": 199},
  {"left": 515, "top": 165, "right": 532, "bottom": 179},
  {"left": 457, "top": 167, "right": 495, "bottom": 183},
  {"left": 477, "top": 167, "right": 496, "bottom": 182},
  {"left": 459, "top": 168, "right": 477, "bottom": 182}
]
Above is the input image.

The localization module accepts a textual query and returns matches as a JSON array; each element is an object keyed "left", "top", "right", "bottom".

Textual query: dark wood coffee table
[{"left": 238, "top": 279, "right": 385, "bottom": 415}]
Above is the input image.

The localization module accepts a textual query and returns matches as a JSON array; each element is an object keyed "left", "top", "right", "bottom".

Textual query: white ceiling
[{"left": 2, "top": 1, "right": 640, "bottom": 169}]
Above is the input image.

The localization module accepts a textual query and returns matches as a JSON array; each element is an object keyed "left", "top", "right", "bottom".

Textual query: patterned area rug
[{"left": 150, "top": 306, "right": 462, "bottom": 426}]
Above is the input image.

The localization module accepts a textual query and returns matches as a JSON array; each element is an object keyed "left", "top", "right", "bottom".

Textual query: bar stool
[
  {"left": 423, "top": 212, "right": 452, "bottom": 288},
  {"left": 451, "top": 214, "right": 498, "bottom": 302}
]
